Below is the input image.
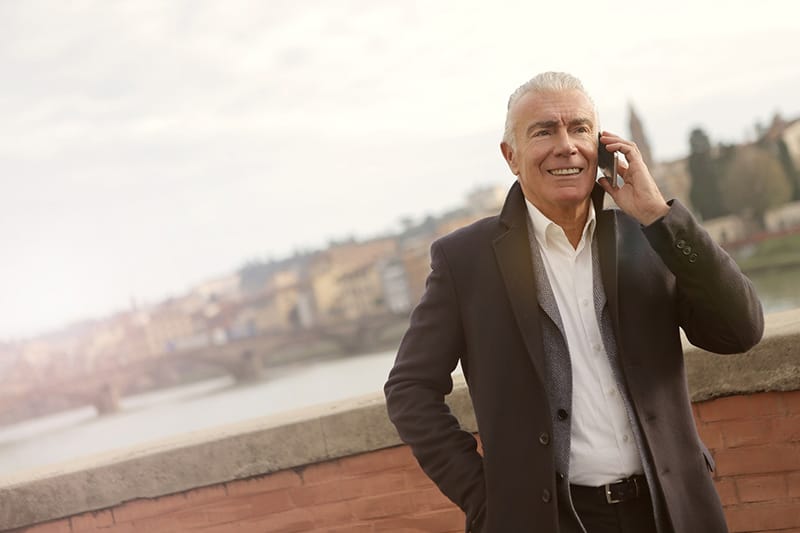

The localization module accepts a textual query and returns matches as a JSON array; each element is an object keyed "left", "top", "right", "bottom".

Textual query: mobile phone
[{"left": 597, "top": 134, "right": 619, "bottom": 188}]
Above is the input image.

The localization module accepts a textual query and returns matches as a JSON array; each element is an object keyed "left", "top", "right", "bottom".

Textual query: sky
[{"left": 2, "top": 0, "right": 799, "bottom": 339}]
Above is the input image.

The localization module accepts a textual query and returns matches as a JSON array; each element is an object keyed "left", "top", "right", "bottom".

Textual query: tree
[
  {"left": 776, "top": 139, "right": 800, "bottom": 201},
  {"left": 718, "top": 145, "right": 792, "bottom": 231},
  {"left": 688, "top": 128, "right": 726, "bottom": 220}
]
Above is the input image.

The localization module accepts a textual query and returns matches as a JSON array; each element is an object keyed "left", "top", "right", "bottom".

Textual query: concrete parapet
[
  {"left": 1, "top": 309, "right": 798, "bottom": 532},
  {"left": 686, "top": 308, "right": 800, "bottom": 401}
]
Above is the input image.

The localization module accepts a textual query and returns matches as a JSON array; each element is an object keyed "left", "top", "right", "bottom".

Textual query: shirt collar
[{"left": 524, "top": 198, "right": 596, "bottom": 251}]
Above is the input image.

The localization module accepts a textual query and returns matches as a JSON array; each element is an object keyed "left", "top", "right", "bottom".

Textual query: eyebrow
[{"left": 525, "top": 117, "right": 594, "bottom": 137}]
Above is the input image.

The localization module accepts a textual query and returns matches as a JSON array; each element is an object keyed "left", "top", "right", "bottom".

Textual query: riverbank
[{"left": 729, "top": 230, "right": 800, "bottom": 274}]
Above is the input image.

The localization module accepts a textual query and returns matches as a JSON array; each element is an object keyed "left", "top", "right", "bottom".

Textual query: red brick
[
  {"left": 783, "top": 390, "right": 800, "bottom": 414},
  {"left": 71, "top": 509, "right": 115, "bottom": 531},
  {"left": 238, "top": 488, "right": 294, "bottom": 516},
  {"left": 363, "top": 470, "right": 409, "bottom": 495},
  {"left": 720, "top": 416, "right": 800, "bottom": 448},
  {"left": 307, "top": 524, "right": 372, "bottom": 533},
  {"left": 100, "top": 523, "right": 136, "bottom": 533},
  {"left": 165, "top": 496, "right": 273, "bottom": 528},
  {"left": 350, "top": 491, "right": 417, "bottom": 520},
  {"left": 179, "top": 522, "right": 233, "bottom": 533},
  {"left": 714, "top": 443, "right": 800, "bottom": 476},
  {"left": 239, "top": 508, "right": 313, "bottom": 533},
  {"left": 788, "top": 471, "right": 800, "bottom": 498},
  {"left": 18, "top": 521, "right": 71, "bottom": 533},
  {"left": 696, "top": 392, "right": 786, "bottom": 422},
  {"left": 787, "top": 414, "right": 800, "bottom": 442},
  {"left": 308, "top": 500, "right": 354, "bottom": 525},
  {"left": 735, "top": 474, "right": 788, "bottom": 502},
  {"left": 290, "top": 476, "right": 368, "bottom": 506},
  {"left": 226, "top": 469, "right": 302, "bottom": 496},
  {"left": 695, "top": 421, "right": 725, "bottom": 451},
  {"left": 164, "top": 507, "right": 210, "bottom": 529},
  {"left": 726, "top": 501, "right": 800, "bottom": 532},
  {"left": 373, "top": 508, "right": 464, "bottom": 532},
  {"left": 341, "top": 446, "right": 418, "bottom": 476},
  {"left": 126, "top": 513, "right": 180, "bottom": 533},
  {"left": 715, "top": 477, "right": 738, "bottom": 506},
  {"left": 201, "top": 501, "right": 256, "bottom": 525}
]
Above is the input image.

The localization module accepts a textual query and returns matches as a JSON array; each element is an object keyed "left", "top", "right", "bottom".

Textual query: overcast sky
[{"left": 2, "top": 0, "right": 799, "bottom": 339}]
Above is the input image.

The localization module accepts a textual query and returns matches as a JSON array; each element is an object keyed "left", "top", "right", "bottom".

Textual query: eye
[
  {"left": 532, "top": 130, "right": 550, "bottom": 137},
  {"left": 574, "top": 125, "right": 591, "bottom": 133}
]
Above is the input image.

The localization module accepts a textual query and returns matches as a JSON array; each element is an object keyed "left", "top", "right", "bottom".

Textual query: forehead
[{"left": 511, "top": 89, "right": 596, "bottom": 126}]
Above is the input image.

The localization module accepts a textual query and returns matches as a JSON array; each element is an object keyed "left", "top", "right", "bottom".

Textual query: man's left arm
[
  {"left": 641, "top": 199, "right": 764, "bottom": 352},
  {"left": 598, "top": 131, "right": 764, "bottom": 353}
]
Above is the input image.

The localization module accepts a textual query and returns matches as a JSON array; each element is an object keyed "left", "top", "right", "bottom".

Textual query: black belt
[{"left": 570, "top": 474, "right": 648, "bottom": 504}]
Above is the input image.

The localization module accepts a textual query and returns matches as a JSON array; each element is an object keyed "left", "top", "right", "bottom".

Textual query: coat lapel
[
  {"left": 593, "top": 186, "right": 620, "bottom": 336},
  {"left": 492, "top": 182, "right": 548, "bottom": 381}
]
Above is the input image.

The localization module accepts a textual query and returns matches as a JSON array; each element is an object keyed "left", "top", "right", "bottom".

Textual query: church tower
[{"left": 628, "top": 102, "right": 654, "bottom": 168}]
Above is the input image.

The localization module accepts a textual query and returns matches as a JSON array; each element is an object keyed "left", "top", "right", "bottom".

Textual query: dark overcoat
[{"left": 384, "top": 182, "right": 763, "bottom": 532}]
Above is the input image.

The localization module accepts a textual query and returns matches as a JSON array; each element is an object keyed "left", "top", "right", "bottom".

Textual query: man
[{"left": 384, "top": 72, "right": 763, "bottom": 533}]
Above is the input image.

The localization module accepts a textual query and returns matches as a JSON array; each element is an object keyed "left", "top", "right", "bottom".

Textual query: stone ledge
[
  {"left": 686, "top": 308, "right": 800, "bottom": 401},
  {"left": 1, "top": 309, "right": 797, "bottom": 530}
]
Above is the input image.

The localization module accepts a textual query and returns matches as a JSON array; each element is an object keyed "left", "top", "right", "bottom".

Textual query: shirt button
[
  {"left": 581, "top": 298, "right": 589, "bottom": 307},
  {"left": 608, "top": 388, "right": 617, "bottom": 396},
  {"left": 593, "top": 343, "right": 602, "bottom": 352},
  {"left": 682, "top": 246, "right": 692, "bottom": 255},
  {"left": 623, "top": 435, "right": 630, "bottom": 443},
  {"left": 689, "top": 253, "right": 698, "bottom": 263},
  {"left": 676, "top": 239, "right": 686, "bottom": 249}
]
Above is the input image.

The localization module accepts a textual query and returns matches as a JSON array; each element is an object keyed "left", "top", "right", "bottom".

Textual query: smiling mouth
[{"left": 548, "top": 168, "right": 582, "bottom": 176}]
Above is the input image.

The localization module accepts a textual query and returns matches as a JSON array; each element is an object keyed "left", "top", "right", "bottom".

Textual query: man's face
[{"left": 501, "top": 89, "right": 598, "bottom": 215}]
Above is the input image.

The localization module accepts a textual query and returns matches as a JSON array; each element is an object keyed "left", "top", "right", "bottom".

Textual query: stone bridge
[{"left": 0, "top": 311, "right": 408, "bottom": 418}]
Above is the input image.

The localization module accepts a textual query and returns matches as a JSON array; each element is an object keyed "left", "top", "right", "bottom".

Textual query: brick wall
[
  {"left": 695, "top": 390, "right": 800, "bottom": 533},
  {"left": 14, "top": 390, "right": 800, "bottom": 533}
]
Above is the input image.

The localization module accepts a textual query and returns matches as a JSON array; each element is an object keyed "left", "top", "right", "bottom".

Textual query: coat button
[
  {"left": 557, "top": 409, "right": 569, "bottom": 421},
  {"left": 675, "top": 239, "right": 686, "bottom": 249},
  {"left": 542, "top": 489, "right": 552, "bottom": 503},
  {"left": 682, "top": 246, "right": 692, "bottom": 255},
  {"left": 539, "top": 432, "right": 550, "bottom": 446},
  {"left": 689, "top": 253, "right": 698, "bottom": 263}
]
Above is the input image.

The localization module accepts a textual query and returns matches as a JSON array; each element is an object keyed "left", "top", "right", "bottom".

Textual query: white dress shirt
[{"left": 525, "top": 199, "right": 643, "bottom": 486}]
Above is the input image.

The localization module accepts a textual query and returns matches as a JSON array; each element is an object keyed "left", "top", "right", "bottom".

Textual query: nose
[{"left": 553, "top": 130, "right": 577, "bottom": 157}]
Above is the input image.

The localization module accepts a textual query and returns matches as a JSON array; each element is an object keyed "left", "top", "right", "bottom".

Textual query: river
[
  {"left": 0, "top": 350, "right": 403, "bottom": 479},
  {"left": 0, "top": 268, "right": 797, "bottom": 480}
]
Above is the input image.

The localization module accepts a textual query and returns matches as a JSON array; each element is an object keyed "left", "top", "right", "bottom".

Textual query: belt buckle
[
  {"left": 604, "top": 476, "right": 639, "bottom": 504},
  {"left": 605, "top": 484, "right": 623, "bottom": 504}
]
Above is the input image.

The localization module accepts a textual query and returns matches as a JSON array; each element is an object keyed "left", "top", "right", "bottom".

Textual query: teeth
[{"left": 550, "top": 168, "right": 581, "bottom": 176}]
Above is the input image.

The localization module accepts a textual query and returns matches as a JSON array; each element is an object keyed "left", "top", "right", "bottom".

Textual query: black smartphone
[{"left": 597, "top": 133, "right": 618, "bottom": 187}]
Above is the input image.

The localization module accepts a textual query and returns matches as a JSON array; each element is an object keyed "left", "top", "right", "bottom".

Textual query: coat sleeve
[
  {"left": 384, "top": 239, "right": 487, "bottom": 531},
  {"left": 642, "top": 199, "right": 764, "bottom": 353}
]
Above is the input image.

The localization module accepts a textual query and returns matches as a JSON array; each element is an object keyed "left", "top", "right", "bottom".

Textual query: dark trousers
[{"left": 569, "top": 477, "right": 659, "bottom": 533}]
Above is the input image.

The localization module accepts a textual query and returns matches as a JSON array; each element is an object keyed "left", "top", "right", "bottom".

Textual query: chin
[{"left": 553, "top": 188, "right": 591, "bottom": 204}]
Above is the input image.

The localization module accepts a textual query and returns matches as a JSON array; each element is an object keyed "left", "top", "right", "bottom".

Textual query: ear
[{"left": 500, "top": 142, "right": 519, "bottom": 176}]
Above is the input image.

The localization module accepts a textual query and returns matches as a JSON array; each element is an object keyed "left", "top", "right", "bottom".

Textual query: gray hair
[{"left": 502, "top": 72, "right": 597, "bottom": 148}]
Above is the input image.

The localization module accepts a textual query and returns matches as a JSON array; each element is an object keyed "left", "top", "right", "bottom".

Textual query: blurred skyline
[{"left": 2, "top": 0, "right": 800, "bottom": 338}]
